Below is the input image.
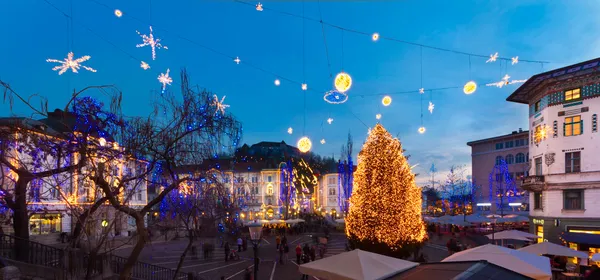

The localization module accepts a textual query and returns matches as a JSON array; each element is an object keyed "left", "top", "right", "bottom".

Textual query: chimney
[{"left": 519, "top": 128, "right": 523, "bottom": 133}]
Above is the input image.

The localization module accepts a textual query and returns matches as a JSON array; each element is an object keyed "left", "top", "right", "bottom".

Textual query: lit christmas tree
[{"left": 346, "top": 124, "right": 427, "bottom": 258}]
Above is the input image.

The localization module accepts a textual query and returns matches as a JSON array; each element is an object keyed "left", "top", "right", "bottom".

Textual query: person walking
[
  {"left": 278, "top": 242, "right": 285, "bottom": 265},
  {"left": 310, "top": 245, "right": 316, "bottom": 262},
  {"left": 295, "top": 244, "right": 302, "bottom": 264},
  {"left": 276, "top": 235, "right": 281, "bottom": 250},
  {"left": 303, "top": 243, "right": 310, "bottom": 258},
  {"left": 282, "top": 235, "right": 288, "bottom": 247},
  {"left": 237, "top": 237, "right": 243, "bottom": 252},
  {"left": 224, "top": 242, "right": 231, "bottom": 262}
]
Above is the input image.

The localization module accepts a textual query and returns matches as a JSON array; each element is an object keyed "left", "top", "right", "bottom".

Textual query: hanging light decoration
[
  {"left": 324, "top": 90, "right": 348, "bottom": 104},
  {"left": 382, "top": 96, "right": 392, "bottom": 106},
  {"left": 463, "top": 81, "right": 477, "bottom": 95},
  {"left": 287, "top": 127, "right": 293, "bottom": 134},
  {"left": 297, "top": 137, "right": 312, "bottom": 153},
  {"left": 114, "top": 9, "right": 123, "bottom": 18},
  {"left": 418, "top": 126, "right": 426, "bottom": 134},
  {"left": 274, "top": 79, "right": 281, "bottom": 86},
  {"left": 334, "top": 72, "right": 352, "bottom": 93},
  {"left": 372, "top": 33, "right": 380, "bottom": 41},
  {"left": 376, "top": 114, "right": 382, "bottom": 120},
  {"left": 320, "top": 139, "right": 326, "bottom": 144},
  {"left": 302, "top": 83, "right": 308, "bottom": 91}
]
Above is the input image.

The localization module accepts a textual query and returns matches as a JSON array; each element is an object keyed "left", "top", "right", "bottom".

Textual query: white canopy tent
[
  {"left": 443, "top": 244, "right": 551, "bottom": 280},
  {"left": 335, "top": 219, "right": 345, "bottom": 224},
  {"left": 285, "top": 219, "right": 306, "bottom": 224},
  {"left": 269, "top": 219, "right": 285, "bottom": 224},
  {"left": 518, "top": 242, "right": 588, "bottom": 258},
  {"left": 592, "top": 253, "right": 600, "bottom": 262},
  {"left": 299, "top": 249, "right": 418, "bottom": 280},
  {"left": 486, "top": 230, "right": 538, "bottom": 241}
]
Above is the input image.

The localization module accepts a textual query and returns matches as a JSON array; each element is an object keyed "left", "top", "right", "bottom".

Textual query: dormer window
[
  {"left": 564, "top": 88, "right": 581, "bottom": 101},
  {"left": 534, "top": 100, "right": 541, "bottom": 112}
]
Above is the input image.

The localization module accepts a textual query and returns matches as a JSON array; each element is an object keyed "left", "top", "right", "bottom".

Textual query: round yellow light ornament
[
  {"left": 297, "top": 136, "right": 312, "bottom": 153},
  {"left": 463, "top": 81, "right": 477, "bottom": 95},
  {"left": 382, "top": 95, "right": 392, "bottom": 106},
  {"left": 334, "top": 72, "right": 352, "bottom": 93},
  {"left": 418, "top": 126, "right": 426, "bottom": 134}
]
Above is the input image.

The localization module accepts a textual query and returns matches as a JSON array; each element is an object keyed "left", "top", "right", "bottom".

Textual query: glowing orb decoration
[
  {"left": 114, "top": 9, "right": 123, "bottom": 18},
  {"left": 323, "top": 90, "right": 348, "bottom": 104},
  {"left": 302, "top": 83, "right": 308, "bottom": 91},
  {"left": 376, "top": 114, "right": 381, "bottom": 120},
  {"left": 334, "top": 72, "right": 352, "bottom": 93},
  {"left": 372, "top": 33, "right": 379, "bottom": 41},
  {"left": 274, "top": 79, "right": 280, "bottom": 86},
  {"left": 381, "top": 95, "right": 392, "bottom": 106},
  {"left": 463, "top": 81, "right": 477, "bottom": 95},
  {"left": 320, "top": 139, "right": 326, "bottom": 144},
  {"left": 297, "top": 137, "right": 312, "bottom": 153},
  {"left": 327, "top": 118, "right": 333, "bottom": 124},
  {"left": 418, "top": 126, "right": 426, "bottom": 134},
  {"left": 287, "top": 127, "right": 293, "bottom": 134},
  {"left": 99, "top": 137, "right": 107, "bottom": 147}
]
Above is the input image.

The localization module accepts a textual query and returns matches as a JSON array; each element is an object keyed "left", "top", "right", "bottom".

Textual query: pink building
[{"left": 467, "top": 130, "right": 530, "bottom": 214}]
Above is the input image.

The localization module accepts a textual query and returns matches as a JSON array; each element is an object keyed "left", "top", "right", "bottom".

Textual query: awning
[{"left": 561, "top": 232, "right": 600, "bottom": 246}]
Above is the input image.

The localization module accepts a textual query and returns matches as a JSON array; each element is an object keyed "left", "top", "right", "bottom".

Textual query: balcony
[{"left": 521, "top": 175, "right": 545, "bottom": 192}]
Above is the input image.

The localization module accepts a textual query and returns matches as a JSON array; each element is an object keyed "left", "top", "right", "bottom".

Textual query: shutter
[
  {"left": 593, "top": 114, "right": 597, "bottom": 133},
  {"left": 553, "top": 121, "right": 558, "bottom": 138},
  {"left": 563, "top": 123, "right": 566, "bottom": 136},
  {"left": 581, "top": 120, "right": 584, "bottom": 135}
]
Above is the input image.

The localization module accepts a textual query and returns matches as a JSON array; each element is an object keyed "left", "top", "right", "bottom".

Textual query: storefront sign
[{"left": 533, "top": 218, "right": 544, "bottom": 225}]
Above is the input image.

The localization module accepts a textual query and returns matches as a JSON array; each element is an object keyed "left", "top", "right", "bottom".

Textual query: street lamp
[{"left": 248, "top": 222, "right": 262, "bottom": 280}]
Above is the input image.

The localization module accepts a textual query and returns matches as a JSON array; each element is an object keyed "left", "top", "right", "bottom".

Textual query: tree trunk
[
  {"left": 118, "top": 215, "right": 147, "bottom": 280},
  {"left": 13, "top": 179, "right": 30, "bottom": 261},
  {"left": 173, "top": 236, "right": 193, "bottom": 280},
  {"left": 71, "top": 197, "right": 108, "bottom": 247}
]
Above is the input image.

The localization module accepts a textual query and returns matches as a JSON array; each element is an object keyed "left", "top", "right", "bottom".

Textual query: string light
[
  {"left": 47, "top": 52, "right": 97, "bottom": 75},
  {"left": 157, "top": 68, "right": 172, "bottom": 92},
  {"left": 463, "top": 81, "right": 477, "bottom": 95},
  {"left": 274, "top": 79, "right": 281, "bottom": 86},
  {"left": 372, "top": 33, "right": 379, "bottom": 41},
  {"left": 301, "top": 83, "right": 308, "bottom": 91},
  {"left": 324, "top": 90, "right": 348, "bottom": 104},
  {"left": 419, "top": 88, "right": 424, "bottom": 94},
  {"left": 114, "top": 9, "right": 123, "bottom": 18},
  {"left": 486, "top": 74, "right": 527, "bottom": 88},
  {"left": 297, "top": 137, "right": 312, "bottom": 153},
  {"left": 382, "top": 96, "right": 392, "bottom": 106},
  {"left": 428, "top": 101, "right": 435, "bottom": 114},
  {"left": 512, "top": 56, "right": 519, "bottom": 65},
  {"left": 346, "top": 124, "right": 426, "bottom": 253},
  {"left": 334, "top": 72, "right": 352, "bottom": 93},
  {"left": 418, "top": 126, "right": 426, "bottom": 134},
  {"left": 376, "top": 114, "right": 381, "bottom": 120},
  {"left": 320, "top": 139, "right": 326, "bottom": 144},
  {"left": 140, "top": 61, "right": 150, "bottom": 70},
  {"left": 327, "top": 118, "right": 333, "bottom": 124},
  {"left": 212, "top": 95, "right": 230, "bottom": 115},
  {"left": 234, "top": 56, "right": 241, "bottom": 64},
  {"left": 486, "top": 52, "right": 498, "bottom": 63},
  {"left": 136, "top": 26, "right": 167, "bottom": 60},
  {"left": 287, "top": 127, "right": 293, "bottom": 134},
  {"left": 256, "top": 2, "right": 263, "bottom": 11}
]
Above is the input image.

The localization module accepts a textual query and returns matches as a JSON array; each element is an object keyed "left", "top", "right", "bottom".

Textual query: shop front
[{"left": 29, "top": 213, "right": 62, "bottom": 235}]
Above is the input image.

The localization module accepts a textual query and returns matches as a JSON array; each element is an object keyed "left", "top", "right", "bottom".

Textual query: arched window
[
  {"left": 495, "top": 156, "right": 503, "bottom": 166},
  {"left": 266, "top": 184, "right": 273, "bottom": 195},
  {"left": 329, "top": 188, "right": 336, "bottom": 196},
  {"left": 505, "top": 154, "right": 514, "bottom": 164},
  {"left": 515, "top": 153, "right": 525, "bottom": 163}
]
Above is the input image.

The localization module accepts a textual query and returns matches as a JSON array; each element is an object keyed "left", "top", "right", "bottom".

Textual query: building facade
[
  {"left": 467, "top": 130, "right": 530, "bottom": 214},
  {"left": 508, "top": 58, "right": 600, "bottom": 256}
]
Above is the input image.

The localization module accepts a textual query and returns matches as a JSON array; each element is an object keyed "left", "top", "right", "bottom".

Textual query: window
[
  {"left": 563, "top": 190, "right": 584, "bottom": 210},
  {"left": 508, "top": 173, "right": 515, "bottom": 180},
  {"left": 515, "top": 153, "right": 525, "bottom": 163},
  {"left": 565, "top": 88, "right": 581, "bottom": 101},
  {"left": 495, "top": 174, "right": 502, "bottom": 182},
  {"left": 266, "top": 184, "right": 273, "bottom": 195},
  {"left": 495, "top": 156, "right": 503, "bottom": 166},
  {"left": 535, "top": 157, "right": 543, "bottom": 175},
  {"left": 328, "top": 177, "right": 336, "bottom": 185},
  {"left": 534, "top": 100, "right": 541, "bottom": 112},
  {"left": 505, "top": 141, "right": 514, "bottom": 148},
  {"left": 329, "top": 188, "right": 336, "bottom": 196},
  {"left": 505, "top": 154, "right": 514, "bottom": 164},
  {"left": 534, "top": 192, "right": 543, "bottom": 210},
  {"left": 29, "top": 214, "right": 62, "bottom": 235},
  {"left": 495, "top": 143, "right": 504, "bottom": 150},
  {"left": 267, "top": 176, "right": 272, "bottom": 182},
  {"left": 536, "top": 225, "right": 544, "bottom": 244},
  {"left": 267, "top": 198, "right": 272, "bottom": 205},
  {"left": 565, "top": 152, "right": 581, "bottom": 173},
  {"left": 251, "top": 176, "right": 258, "bottom": 183},
  {"left": 237, "top": 177, "right": 244, "bottom": 183},
  {"left": 564, "top": 115, "right": 582, "bottom": 136},
  {"left": 137, "top": 191, "right": 142, "bottom": 201},
  {"left": 224, "top": 177, "right": 230, "bottom": 183},
  {"left": 515, "top": 139, "right": 526, "bottom": 147}
]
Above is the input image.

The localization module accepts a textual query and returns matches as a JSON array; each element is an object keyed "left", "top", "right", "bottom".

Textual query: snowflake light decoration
[
  {"left": 287, "top": 127, "right": 293, "bottom": 134},
  {"left": 376, "top": 114, "right": 381, "bottom": 120},
  {"left": 327, "top": 118, "right": 333, "bottom": 124},
  {"left": 486, "top": 52, "right": 498, "bottom": 63},
  {"left": 256, "top": 2, "right": 263, "bottom": 11},
  {"left": 428, "top": 101, "right": 435, "bottom": 114},
  {"left": 512, "top": 56, "right": 519, "bottom": 65},
  {"left": 234, "top": 57, "right": 241, "bottom": 64},
  {"left": 419, "top": 88, "right": 425, "bottom": 94},
  {"left": 157, "top": 68, "right": 172, "bottom": 92},
  {"left": 140, "top": 61, "right": 150, "bottom": 70},
  {"left": 302, "top": 83, "right": 308, "bottom": 91},
  {"left": 320, "top": 139, "right": 326, "bottom": 144},
  {"left": 136, "top": 26, "right": 167, "bottom": 60},
  {"left": 47, "top": 52, "right": 97, "bottom": 75},
  {"left": 486, "top": 74, "right": 527, "bottom": 88},
  {"left": 212, "top": 95, "right": 230, "bottom": 115}
]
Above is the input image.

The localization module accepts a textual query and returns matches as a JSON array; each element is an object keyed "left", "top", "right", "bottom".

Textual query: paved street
[{"left": 113, "top": 233, "right": 450, "bottom": 280}]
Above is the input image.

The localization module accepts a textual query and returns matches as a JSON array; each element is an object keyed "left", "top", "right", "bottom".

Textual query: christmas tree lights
[{"left": 346, "top": 124, "right": 426, "bottom": 257}]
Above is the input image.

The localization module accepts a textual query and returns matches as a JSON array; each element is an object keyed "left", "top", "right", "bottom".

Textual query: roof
[
  {"left": 389, "top": 261, "right": 533, "bottom": 280},
  {"left": 466, "top": 130, "right": 529, "bottom": 146},
  {"left": 507, "top": 57, "right": 600, "bottom": 104}
]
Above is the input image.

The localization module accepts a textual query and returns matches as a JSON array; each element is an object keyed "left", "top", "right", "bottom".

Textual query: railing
[
  {"left": 110, "top": 254, "right": 188, "bottom": 280},
  {"left": 523, "top": 175, "right": 545, "bottom": 184},
  {"left": 0, "top": 233, "right": 65, "bottom": 269}
]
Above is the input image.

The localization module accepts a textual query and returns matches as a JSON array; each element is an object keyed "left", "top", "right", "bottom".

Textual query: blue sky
[{"left": 2, "top": 1, "right": 600, "bottom": 184}]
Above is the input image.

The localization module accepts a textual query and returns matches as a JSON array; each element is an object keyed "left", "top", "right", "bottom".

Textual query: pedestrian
[
  {"left": 276, "top": 235, "right": 281, "bottom": 250},
  {"left": 295, "top": 244, "right": 302, "bottom": 264},
  {"left": 310, "top": 245, "right": 316, "bottom": 262},
  {"left": 244, "top": 267, "right": 253, "bottom": 280},
  {"left": 224, "top": 242, "right": 230, "bottom": 262},
  {"left": 282, "top": 235, "right": 288, "bottom": 246},
  {"left": 242, "top": 237, "right": 248, "bottom": 251},
  {"left": 303, "top": 243, "right": 310, "bottom": 258},
  {"left": 237, "top": 237, "right": 243, "bottom": 252},
  {"left": 279, "top": 242, "right": 285, "bottom": 264}
]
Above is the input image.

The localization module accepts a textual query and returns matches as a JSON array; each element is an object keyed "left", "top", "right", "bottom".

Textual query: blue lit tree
[
  {"left": 338, "top": 132, "right": 354, "bottom": 214},
  {"left": 488, "top": 159, "right": 523, "bottom": 216}
]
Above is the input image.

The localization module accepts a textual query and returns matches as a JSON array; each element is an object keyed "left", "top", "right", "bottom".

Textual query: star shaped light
[
  {"left": 327, "top": 118, "right": 333, "bottom": 124},
  {"left": 47, "top": 52, "right": 97, "bottom": 75},
  {"left": 256, "top": 2, "right": 263, "bottom": 11},
  {"left": 301, "top": 83, "right": 308, "bottom": 91},
  {"left": 140, "top": 61, "right": 150, "bottom": 70},
  {"left": 212, "top": 95, "right": 230, "bottom": 115},
  {"left": 287, "top": 127, "right": 293, "bottom": 134},
  {"left": 419, "top": 88, "right": 425, "bottom": 94},
  {"left": 136, "top": 26, "right": 167, "bottom": 60},
  {"left": 428, "top": 101, "right": 435, "bottom": 114},
  {"left": 157, "top": 68, "right": 172, "bottom": 92},
  {"left": 376, "top": 114, "right": 382, "bottom": 120},
  {"left": 486, "top": 52, "right": 498, "bottom": 63},
  {"left": 320, "top": 139, "right": 326, "bottom": 144},
  {"left": 512, "top": 56, "right": 519, "bottom": 65},
  {"left": 234, "top": 57, "right": 241, "bottom": 64}
]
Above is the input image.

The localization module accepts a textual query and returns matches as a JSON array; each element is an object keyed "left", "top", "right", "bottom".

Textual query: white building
[
  {"left": 316, "top": 173, "right": 343, "bottom": 219},
  {"left": 508, "top": 58, "right": 600, "bottom": 255}
]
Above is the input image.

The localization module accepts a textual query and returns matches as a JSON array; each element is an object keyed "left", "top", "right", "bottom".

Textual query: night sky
[{"left": 2, "top": 0, "right": 599, "bottom": 183}]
